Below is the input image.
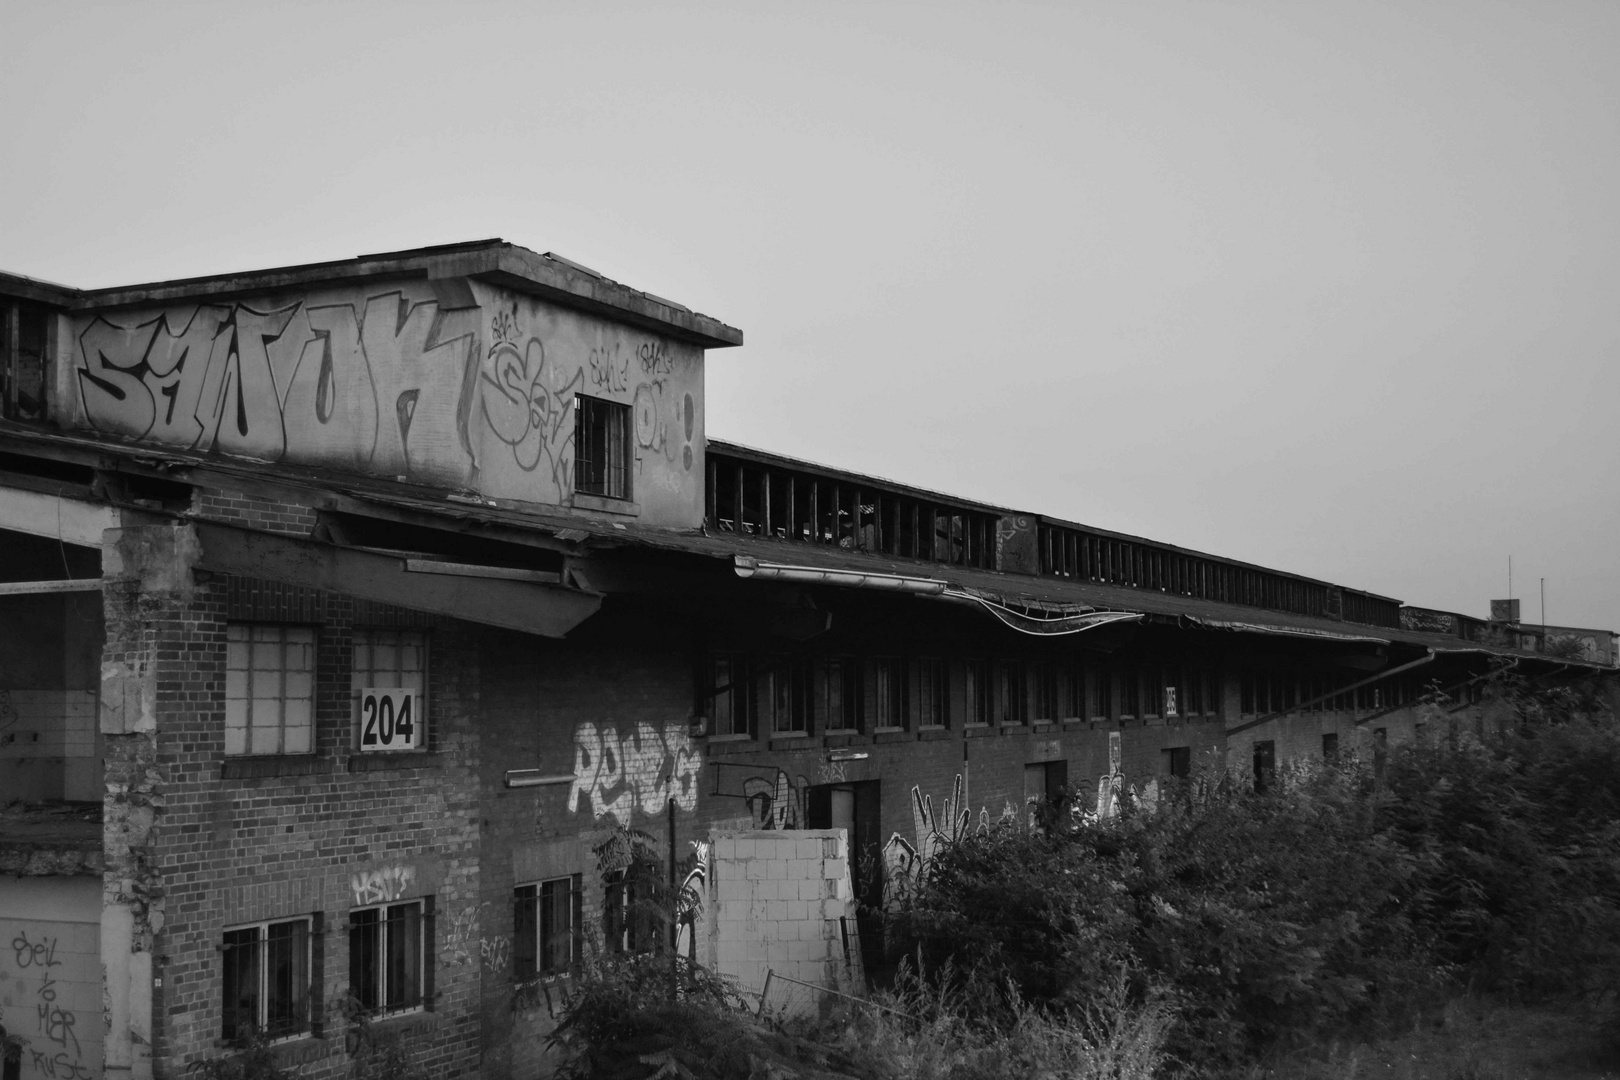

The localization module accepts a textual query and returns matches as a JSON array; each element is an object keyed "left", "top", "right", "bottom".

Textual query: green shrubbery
[{"left": 889, "top": 680, "right": 1620, "bottom": 1077}]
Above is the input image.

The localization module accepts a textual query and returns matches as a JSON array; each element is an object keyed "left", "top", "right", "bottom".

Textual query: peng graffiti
[{"left": 567, "top": 719, "right": 700, "bottom": 827}]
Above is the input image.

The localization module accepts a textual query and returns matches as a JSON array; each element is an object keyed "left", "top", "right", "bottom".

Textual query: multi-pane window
[
  {"left": 1089, "top": 665, "right": 1112, "bottom": 721},
  {"left": 575, "top": 395, "right": 631, "bottom": 499},
  {"left": 915, "top": 657, "right": 949, "bottom": 728},
  {"left": 965, "top": 659, "right": 991, "bottom": 726},
  {"left": 819, "top": 658, "right": 861, "bottom": 733},
  {"left": 1031, "top": 663, "right": 1058, "bottom": 721},
  {"left": 352, "top": 629, "right": 427, "bottom": 750},
  {"left": 708, "top": 654, "right": 753, "bottom": 737},
  {"left": 1062, "top": 664, "right": 1084, "bottom": 720},
  {"left": 222, "top": 917, "right": 314, "bottom": 1041},
  {"left": 994, "top": 661, "right": 1024, "bottom": 725},
  {"left": 758, "top": 658, "right": 809, "bottom": 735},
  {"left": 349, "top": 901, "right": 426, "bottom": 1017},
  {"left": 872, "top": 657, "right": 905, "bottom": 730},
  {"left": 1205, "top": 670, "right": 1221, "bottom": 717},
  {"left": 1184, "top": 669, "right": 1204, "bottom": 716},
  {"left": 226, "top": 625, "right": 315, "bottom": 756},
  {"left": 1119, "top": 667, "right": 1140, "bottom": 720},
  {"left": 514, "top": 876, "right": 580, "bottom": 981}
]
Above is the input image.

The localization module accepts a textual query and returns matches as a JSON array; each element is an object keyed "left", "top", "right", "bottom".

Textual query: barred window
[
  {"left": 222, "top": 916, "right": 315, "bottom": 1041},
  {"left": 514, "top": 876, "right": 581, "bottom": 981},
  {"left": 225, "top": 625, "right": 315, "bottom": 756},
  {"left": 575, "top": 395, "right": 631, "bottom": 499},
  {"left": 349, "top": 900, "right": 427, "bottom": 1017}
]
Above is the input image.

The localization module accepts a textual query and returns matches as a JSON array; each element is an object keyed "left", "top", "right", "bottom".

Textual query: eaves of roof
[
  {"left": 2, "top": 425, "right": 1610, "bottom": 671},
  {"left": 6, "top": 240, "right": 743, "bottom": 349}
]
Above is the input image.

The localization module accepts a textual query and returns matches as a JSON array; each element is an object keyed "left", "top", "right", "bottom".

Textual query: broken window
[
  {"left": 1, "top": 301, "right": 47, "bottom": 422},
  {"left": 513, "top": 876, "right": 581, "bottom": 981},
  {"left": 225, "top": 624, "right": 316, "bottom": 755},
  {"left": 222, "top": 915, "right": 316, "bottom": 1041},
  {"left": 349, "top": 899, "right": 428, "bottom": 1017},
  {"left": 574, "top": 395, "right": 630, "bottom": 500},
  {"left": 757, "top": 657, "right": 810, "bottom": 736},
  {"left": 1161, "top": 746, "right": 1191, "bottom": 778}
]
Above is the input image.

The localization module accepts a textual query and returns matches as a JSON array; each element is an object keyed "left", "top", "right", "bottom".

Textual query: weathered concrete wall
[
  {"left": 1, "top": 592, "right": 104, "bottom": 804},
  {"left": 0, "top": 876, "right": 102, "bottom": 1080},
  {"left": 60, "top": 281, "right": 704, "bottom": 527}
]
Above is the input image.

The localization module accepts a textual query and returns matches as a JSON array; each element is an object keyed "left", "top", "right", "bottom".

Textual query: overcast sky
[{"left": 5, "top": 1, "right": 1617, "bottom": 631}]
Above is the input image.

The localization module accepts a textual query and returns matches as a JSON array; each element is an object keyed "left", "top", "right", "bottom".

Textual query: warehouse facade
[{"left": 0, "top": 242, "right": 1612, "bottom": 1079}]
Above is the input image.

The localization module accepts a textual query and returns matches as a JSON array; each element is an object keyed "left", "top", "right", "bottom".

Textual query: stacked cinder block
[{"left": 704, "top": 828, "right": 862, "bottom": 1015}]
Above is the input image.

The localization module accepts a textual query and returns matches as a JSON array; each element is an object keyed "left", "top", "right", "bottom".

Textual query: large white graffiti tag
[{"left": 567, "top": 719, "right": 700, "bottom": 827}]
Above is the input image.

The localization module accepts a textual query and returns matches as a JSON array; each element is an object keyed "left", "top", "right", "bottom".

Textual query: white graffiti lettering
[
  {"left": 350, "top": 865, "right": 416, "bottom": 906},
  {"left": 567, "top": 719, "right": 700, "bottom": 827}
]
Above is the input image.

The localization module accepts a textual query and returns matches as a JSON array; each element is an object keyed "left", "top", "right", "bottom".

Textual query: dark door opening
[{"left": 807, "top": 779, "right": 883, "bottom": 975}]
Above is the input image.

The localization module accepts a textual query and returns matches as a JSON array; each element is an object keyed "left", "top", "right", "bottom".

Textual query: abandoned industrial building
[{"left": 0, "top": 241, "right": 1613, "bottom": 1080}]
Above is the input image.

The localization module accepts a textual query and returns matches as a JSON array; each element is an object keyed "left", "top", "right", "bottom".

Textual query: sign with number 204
[{"left": 359, "top": 688, "right": 421, "bottom": 751}]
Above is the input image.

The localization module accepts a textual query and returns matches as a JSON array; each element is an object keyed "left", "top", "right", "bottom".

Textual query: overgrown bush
[{"left": 889, "top": 675, "right": 1620, "bottom": 1078}]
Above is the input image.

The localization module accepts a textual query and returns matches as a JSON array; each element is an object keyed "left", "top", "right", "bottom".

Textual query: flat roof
[{"left": 2, "top": 239, "right": 744, "bottom": 349}]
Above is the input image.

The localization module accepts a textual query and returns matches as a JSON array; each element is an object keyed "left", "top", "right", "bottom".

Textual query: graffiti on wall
[
  {"left": 70, "top": 287, "right": 701, "bottom": 514},
  {"left": 567, "top": 719, "right": 701, "bottom": 827},
  {"left": 350, "top": 865, "right": 415, "bottom": 906},
  {"left": 882, "top": 775, "right": 994, "bottom": 886},
  {"left": 478, "top": 305, "right": 583, "bottom": 502},
  {"left": 1095, "top": 731, "right": 1125, "bottom": 819},
  {"left": 75, "top": 294, "right": 476, "bottom": 480},
  {"left": 8, "top": 928, "right": 92, "bottom": 1080},
  {"left": 674, "top": 839, "right": 710, "bottom": 957},
  {"left": 740, "top": 769, "right": 811, "bottom": 830}
]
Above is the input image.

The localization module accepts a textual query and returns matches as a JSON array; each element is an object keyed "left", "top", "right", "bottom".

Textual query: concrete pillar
[{"left": 99, "top": 523, "right": 199, "bottom": 1080}]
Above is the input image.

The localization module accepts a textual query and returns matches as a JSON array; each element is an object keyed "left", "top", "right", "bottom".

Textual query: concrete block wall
[{"left": 703, "top": 829, "right": 861, "bottom": 1015}]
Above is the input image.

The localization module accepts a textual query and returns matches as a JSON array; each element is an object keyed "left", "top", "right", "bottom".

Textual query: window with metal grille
[
  {"left": 222, "top": 916, "right": 316, "bottom": 1041},
  {"left": 225, "top": 625, "right": 316, "bottom": 755},
  {"left": 574, "top": 395, "right": 630, "bottom": 499},
  {"left": 514, "top": 876, "right": 581, "bottom": 981},
  {"left": 349, "top": 900, "right": 427, "bottom": 1017}
]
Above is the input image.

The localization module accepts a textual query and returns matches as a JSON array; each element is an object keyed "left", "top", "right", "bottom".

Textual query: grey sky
[{"left": 5, "top": 1, "right": 1616, "bottom": 630}]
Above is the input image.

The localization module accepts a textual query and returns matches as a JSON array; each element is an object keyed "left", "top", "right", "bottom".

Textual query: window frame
[
  {"left": 818, "top": 656, "right": 862, "bottom": 734},
  {"left": 574, "top": 394, "right": 632, "bottom": 500},
  {"left": 914, "top": 656, "right": 949, "bottom": 729},
  {"left": 964, "top": 658, "right": 992, "bottom": 727},
  {"left": 351, "top": 628, "right": 429, "bottom": 752},
  {"left": 348, "top": 898, "right": 430, "bottom": 1019},
  {"left": 871, "top": 656, "right": 906, "bottom": 732},
  {"left": 514, "top": 875, "right": 583, "bottom": 983},
  {"left": 225, "top": 623, "right": 317, "bottom": 757},
  {"left": 221, "top": 914, "right": 318, "bottom": 1043}
]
